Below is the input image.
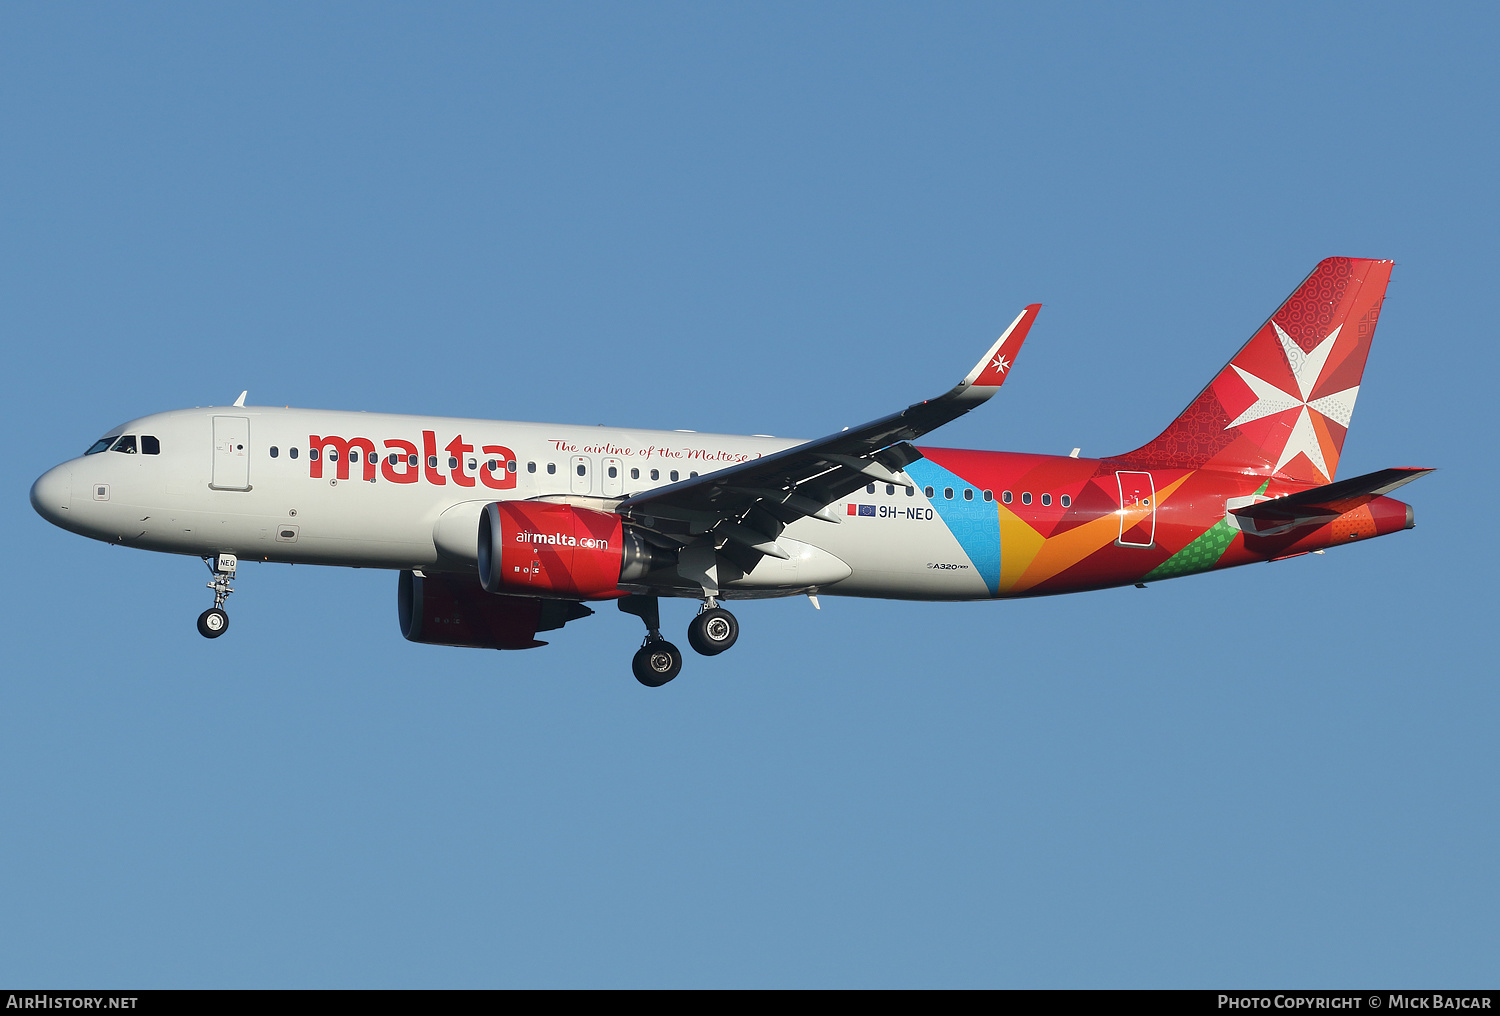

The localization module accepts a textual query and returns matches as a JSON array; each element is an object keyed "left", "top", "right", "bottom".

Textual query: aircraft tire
[
  {"left": 633, "top": 640, "right": 682, "bottom": 687},
  {"left": 687, "top": 607, "right": 739, "bottom": 656},
  {"left": 197, "top": 608, "right": 229, "bottom": 639}
]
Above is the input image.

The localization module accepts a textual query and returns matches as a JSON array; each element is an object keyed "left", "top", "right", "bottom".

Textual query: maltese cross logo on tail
[{"left": 1225, "top": 323, "right": 1360, "bottom": 481}]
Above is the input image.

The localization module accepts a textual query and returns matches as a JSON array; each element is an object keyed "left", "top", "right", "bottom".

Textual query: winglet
[
  {"left": 958, "top": 304, "right": 1041, "bottom": 393},
  {"left": 233, "top": 391, "right": 248, "bottom": 407}
]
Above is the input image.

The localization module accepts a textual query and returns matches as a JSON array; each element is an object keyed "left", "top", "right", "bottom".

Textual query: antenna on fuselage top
[{"left": 233, "top": 391, "right": 247, "bottom": 407}]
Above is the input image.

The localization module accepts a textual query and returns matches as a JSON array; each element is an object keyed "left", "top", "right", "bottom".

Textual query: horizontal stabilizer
[{"left": 1230, "top": 467, "right": 1433, "bottom": 533}]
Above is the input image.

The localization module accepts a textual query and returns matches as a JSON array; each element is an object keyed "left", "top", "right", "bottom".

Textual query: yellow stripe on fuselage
[{"left": 999, "top": 474, "right": 1190, "bottom": 594}]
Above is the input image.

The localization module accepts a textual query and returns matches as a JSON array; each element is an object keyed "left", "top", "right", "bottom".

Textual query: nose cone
[{"left": 31, "top": 464, "right": 73, "bottom": 527}]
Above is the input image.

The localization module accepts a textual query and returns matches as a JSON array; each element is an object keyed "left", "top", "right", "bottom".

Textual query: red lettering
[
  {"left": 308, "top": 432, "right": 527, "bottom": 487},
  {"left": 422, "top": 431, "right": 446, "bottom": 486},
  {"left": 479, "top": 444, "right": 517, "bottom": 490},
  {"left": 382, "top": 439, "right": 419, "bottom": 484},
  {"left": 447, "top": 435, "right": 475, "bottom": 488},
  {"left": 310, "top": 435, "right": 376, "bottom": 481}
]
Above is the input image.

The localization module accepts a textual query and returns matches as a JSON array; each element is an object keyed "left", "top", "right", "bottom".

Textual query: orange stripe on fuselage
[{"left": 1002, "top": 474, "right": 1191, "bottom": 593}]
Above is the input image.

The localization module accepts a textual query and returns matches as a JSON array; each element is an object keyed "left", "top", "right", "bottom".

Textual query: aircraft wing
[
  {"left": 617, "top": 305, "right": 1041, "bottom": 567},
  {"left": 1230, "top": 466, "right": 1434, "bottom": 531}
]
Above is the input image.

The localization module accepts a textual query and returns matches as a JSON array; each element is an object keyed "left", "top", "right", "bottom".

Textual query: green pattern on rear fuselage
[{"left": 1143, "top": 480, "right": 1269, "bottom": 581}]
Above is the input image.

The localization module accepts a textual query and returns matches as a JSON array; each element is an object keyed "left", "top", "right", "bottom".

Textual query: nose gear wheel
[
  {"left": 198, "top": 554, "right": 237, "bottom": 639},
  {"left": 197, "top": 608, "right": 229, "bottom": 638}
]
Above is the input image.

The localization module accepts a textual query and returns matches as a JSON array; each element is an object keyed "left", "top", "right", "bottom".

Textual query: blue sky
[{"left": 2, "top": 3, "right": 1495, "bottom": 987}]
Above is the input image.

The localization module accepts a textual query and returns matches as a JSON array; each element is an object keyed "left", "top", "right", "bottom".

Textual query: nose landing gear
[
  {"left": 197, "top": 607, "right": 229, "bottom": 638},
  {"left": 197, "top": 554, "right": 236, "bottom": 639}
]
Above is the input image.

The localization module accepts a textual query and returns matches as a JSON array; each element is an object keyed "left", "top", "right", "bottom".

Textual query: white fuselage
[{"left": 31, "top": 406, "right": 995, "bottom": 600}]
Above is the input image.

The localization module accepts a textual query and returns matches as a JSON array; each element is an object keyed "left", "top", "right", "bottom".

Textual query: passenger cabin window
[
  {"left": 408, "top": 454, "right": 417, "bottom": 466},
  {"left": 547, "top": 463, "right": 556, "bottom": 475},
  {"left": 576, "top": 463, "right": 586, "bottom": 477},
  {"left": 110, "top": 435, "right": 137, "bottom": 454},
  {"left": 1021, "top": 492, "right": 1032, "bottom": 505},
  {"left": 1002, "top": 490, "right": 1012, "bottom": 504},
  {"left": 924, "top": 486, "right": 934, "bottom": 498},
  {"left": 650, "top": 469, "right": 660, "bottom": 481},
  {"left": 630, "top": 468, "right": 640, "bottom": 480},
  {"left": 963, "top": 488, "right": 973, "bottom": 501},
  {"left": 1041, "top": 493, "right": 1052, "bottom": 506},
  {"left": 690, "top": 471, "right": 698, "bottom": 478},
  {"left": 507, "top": 461, "right": 517, "bottom": 473},
  {"left": 527, "top": 462, "right": 536, "bottom": 473},
  {"left": 270, "top": 446, "right": 279, "bottom": 458},
  {"left": 1061, "top": 494, "right": 1072, "bottom": 508},
  {"left": 85, "top": 436, "right": 119, "bottom": 455},
  {"left": 982, "top": 489, "right": 993, "bottom": 502},
  {"left": 906, "top": 486, "right": 914, "bottom": 497},
  {"left": 448, "top": 457, "right": 458, "bottom": 469},
  {"left": 670, "top": 470, "right": 679, "bottom": 482},
  {"left": 290, "top": 447, "right": 299, "bottom": 459},
  {"left": 608, "top": 466, "right": 618, "bottom": 479},
  {"left": 867, "top": 484, "right": 876, "bottom": 494},
  {"left": 142, "top": 436, "right": 160, "bottom": 455},
  {"left": 310, "top": 448, "right": 320, "bottom": 461}
]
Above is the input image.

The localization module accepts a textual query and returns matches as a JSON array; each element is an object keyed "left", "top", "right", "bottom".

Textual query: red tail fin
[{"left": 1118, "top": 257, "right": 1393, "bottom": 485}]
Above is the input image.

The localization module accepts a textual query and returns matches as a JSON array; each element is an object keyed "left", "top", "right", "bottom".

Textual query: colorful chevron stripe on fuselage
[{"left": 909, "top": 447, "right": 1411, "bottom": 598}]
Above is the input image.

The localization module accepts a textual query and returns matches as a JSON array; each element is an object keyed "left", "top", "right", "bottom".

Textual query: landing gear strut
[
  {"left": 198, "top": 553, "right": 236, "bottom": 639},
  {"left": 687, "top": 600, "right": 739, "bottom": 656},
  {"left": 620, "top": 595, "right": 682, "bottom": 687}
]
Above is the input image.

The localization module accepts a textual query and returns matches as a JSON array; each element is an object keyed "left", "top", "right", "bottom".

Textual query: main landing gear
[
  {"left": 632, "top": 640, "right": 683, "bottom": 687},
  {"left": 687, "top": 601, "right": 739, "bottom": 656},
  {"left": 197, "top": 553, "right": 236, "bottom": 639},
  {"left": 620, "top": 595, "right": 681, "bottom": 687},
  {"left": 619, "top": 595, "right": 741, "bottom": 687}
]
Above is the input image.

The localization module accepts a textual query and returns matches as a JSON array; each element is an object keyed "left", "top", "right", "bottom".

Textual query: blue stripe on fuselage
[{"left": 903, "top": 459, "right": 1000, "bottom": 595}]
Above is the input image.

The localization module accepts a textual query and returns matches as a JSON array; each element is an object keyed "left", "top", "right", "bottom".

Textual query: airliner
[{"left": 30, "top": 257, "right": 1429, "bottom": 686}]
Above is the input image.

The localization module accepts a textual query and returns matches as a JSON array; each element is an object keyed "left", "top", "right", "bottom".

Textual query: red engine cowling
[
  {"left": 397, "top": 570, "right": 592, "bottom": 650},
  {"left": 478, "top": 501, "right": 665, "bottom": 599}
]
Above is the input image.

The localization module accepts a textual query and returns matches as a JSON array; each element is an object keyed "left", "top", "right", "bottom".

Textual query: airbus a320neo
[{"left": 32, "top": 257, "right": 1429, "bottom": 686}]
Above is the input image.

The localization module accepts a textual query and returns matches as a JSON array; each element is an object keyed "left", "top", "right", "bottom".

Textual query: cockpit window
[
  {"left": 141, "top": 435, "right": 160, "bottom": 455},
  {"left": 85, "top": 436, "right": 119, "bottom": 455},
  {"left": 109, "top": 435, "right": 138, "bottom": 454}
]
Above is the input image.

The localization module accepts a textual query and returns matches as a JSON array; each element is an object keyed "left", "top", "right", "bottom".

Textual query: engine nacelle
[
  {"left": 477, "top": 501, "right": 667, "bottom": 599},
  {"left": 397, "top": 570, "right": 594, "bottom": 650}
]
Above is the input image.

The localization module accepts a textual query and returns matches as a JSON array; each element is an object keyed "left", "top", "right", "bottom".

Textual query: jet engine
[
  {"left": 477, "top": 500, "right": 670, "bottom": 599},
  {"left": 397, "top": 570, "right": 593, "bottom": 650}
]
